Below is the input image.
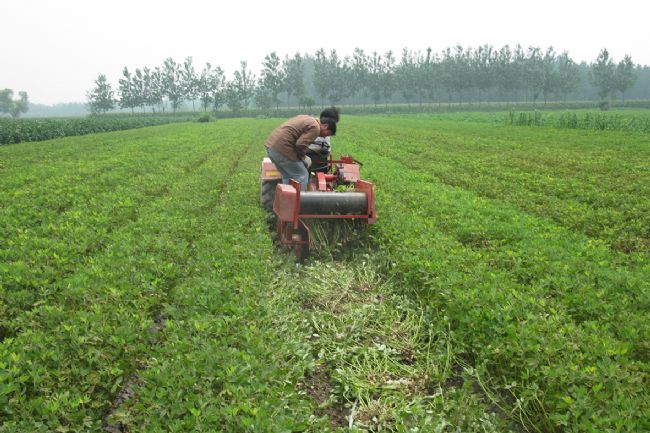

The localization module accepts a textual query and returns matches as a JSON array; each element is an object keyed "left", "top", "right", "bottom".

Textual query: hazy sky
[{"left": 3, "top": 0, "right": 649, "bottom": 105}]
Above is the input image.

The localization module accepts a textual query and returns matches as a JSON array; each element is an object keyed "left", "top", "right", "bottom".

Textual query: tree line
[{"left": 87, "top": 45, "right": 643, "bottom": 115}]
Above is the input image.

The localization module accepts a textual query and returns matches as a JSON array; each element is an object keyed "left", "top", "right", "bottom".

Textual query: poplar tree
[
  {"left": 473, "top": 44, "right": 495, "bottom": 103},
  {"left": 141, "top": 67, "right": 155, "bottom": 112},
  {"left": 133, "top": 68, "right": 145, "bottom": 111},
  {"left": 381, "top": 51, "right": 396, "bottom": 106},
  {"left": 198, "top": 63, "right": 223, "bottom": 112},
  {"left": 87, "top": 74, "right": 115, "bottom": 114},
  {"left": 366, "top": 51, "right": 384, "bottom": 105},
  {"left": 396, "top": 48, "right": 417, "bottom": 106},
  {"left": 282, "top": 53, "right": 305, "bottom": 108},
  {"left": 226, "top": 61, "right": 255, "bottom": 112},
  {"left": 326, "top": 49, "right": 350, "bottom": 105},
  {"left": 590, "top": 49, "right": 616, "bottom": 102},
  {"left": 494, "top": 45, "right": 513, "bottom": 101},
  {"left": 162, "top": 58, "right": 184, "bottom": 112},
  {"left": 210, "top": 66, "right": 226, "bottom": 111},
  {"left": 182, "top": 57, "right": 199, "bottom": 112},
  {"left": 118, "top": 67, "right": 136, "bottom": 113},
  {"left": 313, "top": 49, "right": 329, "bottom": 105},
  {"left": 555, "top": 51, "right": 580, "bottom": 100},
  {"left": 540, "top": 47, "right": 558, "bottom": 104},
  {"left": 260, "top": 51, "right": 285, "bottom": 109},
  {"left": 150, "top": 67, "right": 165, "bottom": 112},
  {"left": 613, "top": 55, "right": 637, "bottom": 101},
  {"left": 350, "top": 48, "right": 369, "bottom": 105}
]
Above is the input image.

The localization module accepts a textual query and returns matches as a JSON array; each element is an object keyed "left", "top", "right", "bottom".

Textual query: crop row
[
  {"left": 1, "top": 119, "right": 344, "bottom": 431},
  {"left": 0, "top": 115, "right": 197, "bottom": 145},
  {"left": 111, "top": 135, "right": 331, "bottom": 431},
  {"left": 360, "top": 117, "right": 650, "bottom": 254},
  {"left": 337, "top": 121, "right": 649, "bottom": 431},
  {"left": 2, "top": 115, "right": 648, "bottom": 431},
  {"left": 0, "top": 125, "right": 221, "bottom": 334},
  {"left": 108, "top": 125, "right": 511, "bottom": 432},
  {"left": 0, "top": 124, "right": 239, "bottom": 430},
  {"left": 507, "top": 109, "right": 650, "bottom": 132}
]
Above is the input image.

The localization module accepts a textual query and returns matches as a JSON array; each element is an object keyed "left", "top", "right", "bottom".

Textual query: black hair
[
  {"left": 321, "top": 117, "right": 337, "bottom": 136},
  {"left": 320, "top": 107, "right": 340, "bottom": 123}
]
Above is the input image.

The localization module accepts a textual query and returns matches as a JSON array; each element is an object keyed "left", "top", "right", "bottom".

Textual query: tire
[{"left": 260, "top": 179, "right": 279, "bottom": 213}]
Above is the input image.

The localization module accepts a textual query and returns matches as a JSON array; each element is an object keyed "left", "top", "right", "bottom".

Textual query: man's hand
[{"left": 302, "top": 155, "right": 312, "bottom": 168}]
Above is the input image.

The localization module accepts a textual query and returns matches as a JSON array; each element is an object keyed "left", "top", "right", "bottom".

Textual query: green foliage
[
  {"left": 181, "top": 56, "right": 200, "bottom": 112},
  {"left": 0, "top": 88, "right": 11, "bottom": 114},
  {"left": 253, "top": 86, "right": 274, "bottom": 110},
  {"left": 218, "top": 100, "right": 650, "bottom": 119},
  {"left": 507, "top": 109, "right": 650, "bottom": 132},
  {"left": 2, "top": 115, "right": 649, "bottom": 431},
  {"left": 259, "top": 51, "right": 285, "bottom": 109},
  {"left": 299, "top": 96, "right": 315, "bottom": 109},
  {"left": 87, "top": 44, "right": 650, "bottom": 113},
  {"left": 86, "top": 74, "right": 115, "bottom": 114},
  {"left": 198, "top": 63, "right": 225, "bottom": 112},
  {"left": 337, "top": 115, "right": 650, "bottom": 432},
  {"left": 282, "top": 53, "right": 306, "bottom": 108},
  {"left": 0, "top": 115, "right": 195, "bottom": 145},
  {"left": 590, "top": 49, "right": 638, "bottom": 106},
  {"left": 118, "top": 67, "right": 136, "bottom": 112},
  {"left": 225, "top": 61, "right": 256, "bottom": 112},
  {"left": 507, "top": 109, "right": 543, "bottom": 126},
  {"left": 0, "top": 120, "right": 330, "bottom": 432},
  {"left": 0, "top": 88, "right": 29, "bottom": 118},
  {"left": 613, "top": 55, "right": 637, "bottom": 100}
]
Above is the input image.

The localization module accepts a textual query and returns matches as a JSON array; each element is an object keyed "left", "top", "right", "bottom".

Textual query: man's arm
[{"left": 295, "top": 124, "right": 320, "bottom": 159}]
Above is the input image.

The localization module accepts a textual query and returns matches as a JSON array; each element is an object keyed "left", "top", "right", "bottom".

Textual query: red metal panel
[
  {"left": 339, "top": 163, "right": 360, "bottom": 182},
  {"left": 273, "top": 184, "right": 297, "bottom": 222},
  {"left": 261, "top": 157, "right": 282, "bottom": 181},
  {"left": 288, "top": 179, "right": 302, "bottom": 228},
  {"left": 317, "top": 172, "right": 327, "bottom": 191},
  {"left": 355, "top": 180, "right": 376, "bottom": 224}
]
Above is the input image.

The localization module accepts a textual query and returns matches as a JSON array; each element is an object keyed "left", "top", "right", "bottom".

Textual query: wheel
[{"left": 260, "top": 179, "right": 279, "bottom": 212}]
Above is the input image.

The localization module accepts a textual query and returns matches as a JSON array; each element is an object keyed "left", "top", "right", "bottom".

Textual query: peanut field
[{"left": 1, "top": 115, "right": 649, "bottom": 432}]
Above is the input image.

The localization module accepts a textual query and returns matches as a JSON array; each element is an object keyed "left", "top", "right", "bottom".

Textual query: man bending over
[{"left": 264, "top": 114, "right": 337, "bottom": 189}]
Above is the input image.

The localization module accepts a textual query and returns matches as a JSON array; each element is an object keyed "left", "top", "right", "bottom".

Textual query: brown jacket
[{"left": 264, "top": 115, "right": 321, "bottom": 161}]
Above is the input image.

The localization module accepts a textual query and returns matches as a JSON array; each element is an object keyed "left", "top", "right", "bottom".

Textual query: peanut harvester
[{"left": 260, "top": 155, "right": 376, "bottom": 260}]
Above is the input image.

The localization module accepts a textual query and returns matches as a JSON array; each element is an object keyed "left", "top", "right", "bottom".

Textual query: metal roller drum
[{"left": 299, "top": 192, "right": 368, "bottom": 215}]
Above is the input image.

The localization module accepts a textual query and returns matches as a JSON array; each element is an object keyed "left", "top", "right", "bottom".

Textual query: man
[
  {"left": 264, "top": 114, "right": 337, "bottom": 189},
  {"left": 306, "top": 107, "right": 340, "bottom": 173}
]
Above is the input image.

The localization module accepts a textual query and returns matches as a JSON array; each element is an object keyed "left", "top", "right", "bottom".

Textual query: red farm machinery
[{"left": 260, "top": 155, "right": 376, "bottom": 260}]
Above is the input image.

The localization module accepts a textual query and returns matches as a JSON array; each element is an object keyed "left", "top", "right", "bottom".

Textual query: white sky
[{"left": 2, "top": 0, "right": 649, "bottom": 105}]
